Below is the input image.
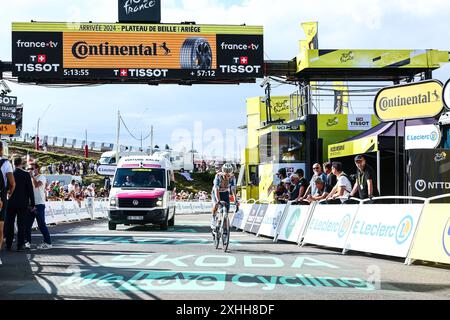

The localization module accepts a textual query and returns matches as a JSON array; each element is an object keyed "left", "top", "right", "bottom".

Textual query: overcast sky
[{"left": 1, "top": 0, "right": 450, "bottom": 158}]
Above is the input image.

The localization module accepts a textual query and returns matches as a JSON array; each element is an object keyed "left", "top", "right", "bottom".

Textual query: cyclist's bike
[{"left": 212, "top": 201, "right": 231, "bottom": 252}]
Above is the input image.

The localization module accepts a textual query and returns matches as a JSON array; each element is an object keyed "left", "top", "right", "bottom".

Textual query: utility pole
[
  {"left": 150, "top": 125, "right": 154, "bottom": 155},
  {"left": 84, "top": 129, "right": 89, "bottom": 158},
  {"left": 36, "top": 118, "right": 40, "bottom": 151},
  {"left": 116, "top": 110, "right": 120, "bottom": 164}
]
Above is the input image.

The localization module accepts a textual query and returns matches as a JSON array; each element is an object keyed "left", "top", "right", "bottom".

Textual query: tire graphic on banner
[
  {"left": 443, "top": 218, "right": 450, "bottom": 257},
  {"left": 180, "top": 38, "right": 213, "bottom": 70}
]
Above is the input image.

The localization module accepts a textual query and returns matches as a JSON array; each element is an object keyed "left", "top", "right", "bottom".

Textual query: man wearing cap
[
  {"left": 350, "top": 155, "right": 380, "bottom": 200},
  {"left": 349, "top": 155, "right": 379, "bottom": 201}
]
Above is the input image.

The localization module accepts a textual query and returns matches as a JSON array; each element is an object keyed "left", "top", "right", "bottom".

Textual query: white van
[{"left": 108, "top": 155, "right": 176, "bottom": 231}]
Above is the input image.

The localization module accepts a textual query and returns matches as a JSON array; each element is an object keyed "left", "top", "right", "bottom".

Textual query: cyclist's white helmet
[{"left": 222, "top": 163, "right": 234, "bottom": 174}]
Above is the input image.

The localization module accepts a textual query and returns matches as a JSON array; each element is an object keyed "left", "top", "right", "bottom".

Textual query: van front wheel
[{"left": 108, "top": 222, "right": 117, "bottom": 231}]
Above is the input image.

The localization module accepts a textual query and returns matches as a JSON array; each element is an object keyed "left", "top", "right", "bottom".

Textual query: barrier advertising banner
[
  {"left": 303, "top": 204, "right": 360, "bottom": 249},
  {"left": 277, "top": 205, "right": 312, "bottom": 243},
  {"left": 231, "top": 203, "right": 253, "bottom": 230},
  {"left": 409, "top": 204, "right": 450, "bottom": 265},
  {"left": 250, "top": 204, "right": 268, "bottom": 234},
  {"left": 243, "top": 204, "right": 261, "bottom": 232},
  {"left": 258, "top": 205, "right": 286, "bottom": 238},
  {"left": 345, "top": 204, "right": 423, "bottom": 258},
  {"left": 12, "top": 22, "right": 263, "bottom": 83},
  {"left": 410, "top": 149, "right": 450, "bottom": 202}
]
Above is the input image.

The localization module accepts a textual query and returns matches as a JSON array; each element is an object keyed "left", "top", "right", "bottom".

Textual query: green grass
[{"left": 175, "top": 172, "right": 215, "bottom": 195}]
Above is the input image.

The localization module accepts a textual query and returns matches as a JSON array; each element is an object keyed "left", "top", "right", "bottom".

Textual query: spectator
[
  {"left": 349, "top": 155, "right": 379, "bottom": 201},
  {"left": 0, "top": 142, "right": 16, "bottom": 252},
  {"left": 306, "top": 177, "right": 329, "bottom": 203},
  {"left": 323, "top": 162, "right": 337, "bottom": 194},
  {"left": 5, "top": 157, "right": 35, "bottom": 252},
  {"left": 301, "top": 163, "right": 328, "bottom": 201},
  {"left": 288, "top": 174, "right": 306, "bottom": 204},
  {"left": 26, "top": 162, "right": 52, "bottom": 250},
  {"left": 326, "top": 162, "right": 353, "bottom": 204}
]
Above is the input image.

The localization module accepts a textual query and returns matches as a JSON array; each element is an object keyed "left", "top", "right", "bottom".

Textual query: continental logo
[
  {"left": 378, "top": 91, "right": 440, "bottom": 112},
  {"left": 72, "top": 41, "right": 159, "bottom": 59}
]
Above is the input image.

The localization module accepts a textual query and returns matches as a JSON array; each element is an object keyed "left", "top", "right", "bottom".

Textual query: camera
[
  {"left": 260, "top": 77, "right": 270, "bottom": 88},
  {"left": 0, "top": 80, "right": 11, "bottom": 95},
  {"left": 438, "top": 112, "right": 450, "bottom": 126}
]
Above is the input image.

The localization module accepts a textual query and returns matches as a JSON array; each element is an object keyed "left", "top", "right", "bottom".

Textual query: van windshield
[{"left": 113, "top": 168, "right": 166, "bottom": 189}]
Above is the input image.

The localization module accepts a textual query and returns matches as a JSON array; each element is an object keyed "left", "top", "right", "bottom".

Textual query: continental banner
[
  {"left": 409, "top": 203, "right": 450, "bottom": 265},
  {"left": 375, "top": 80, "right": 444, "bottom": 122},
  {"left": 12, "top": 22, "right": 264, "bottom": 83}
]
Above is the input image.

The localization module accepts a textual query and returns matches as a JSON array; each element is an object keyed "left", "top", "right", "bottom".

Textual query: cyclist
[{"left": 211, "top": 163, "right": 237, "bottom": 231}]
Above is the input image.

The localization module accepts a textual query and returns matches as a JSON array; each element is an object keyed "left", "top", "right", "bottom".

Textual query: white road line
[{"left": 31, "top": 233, "right": 251, "bottom": 238}]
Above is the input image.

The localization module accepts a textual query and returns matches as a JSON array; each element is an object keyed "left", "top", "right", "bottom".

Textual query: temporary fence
[
  {"left": 31, "top": 198, "right": 109, "bottom": 229},
  {"left": 232, "top": 196, "right": 450, "bottom": 266}
]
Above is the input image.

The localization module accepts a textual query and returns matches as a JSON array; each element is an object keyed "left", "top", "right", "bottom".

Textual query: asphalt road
[{"left": 0, "top": 214, "right": 449, "bottom": 300}]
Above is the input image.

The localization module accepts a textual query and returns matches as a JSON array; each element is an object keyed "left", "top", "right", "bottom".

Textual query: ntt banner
[
  {"left": 302, "top": 204, "right": 360, "bottom": 249},
  {"left": 344, "top": 204, "right": 423, "bottom": 258},
  {"left": 374, "top": 80, "right": 444, "bottom": 122},
  {"left": 12, "top": 22, "right": 263, "bottom": 83},
  {"left": 410, "top": 149, "right": 450, "bottom": 202},
  {"left": 409, "top": 203, "right": 450, "bottom": 265}
]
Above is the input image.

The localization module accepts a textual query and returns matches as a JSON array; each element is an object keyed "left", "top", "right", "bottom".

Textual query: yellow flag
[{"left": 301, "top": 22, "right": 319, "bottom": 49}]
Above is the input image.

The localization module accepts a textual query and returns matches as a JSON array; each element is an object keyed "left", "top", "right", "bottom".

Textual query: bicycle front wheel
[
  {"left": 214, "top": 224, "right": 221, "bottom": 250},
  {"left": 222, "top": 217, "right": 230, "bottom": 252}
]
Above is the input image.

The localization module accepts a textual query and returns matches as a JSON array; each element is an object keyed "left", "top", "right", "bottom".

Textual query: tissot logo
[{"left": 72, "top": 41, "right": 158, "bottom": 59}]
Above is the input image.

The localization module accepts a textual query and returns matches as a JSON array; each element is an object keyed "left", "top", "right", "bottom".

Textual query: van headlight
[
  {"left": 110, "top": 197, "right": 117, "bottom": 207},
  {"left": 156, "top": 197, "right": 164, "bottom": 207}
]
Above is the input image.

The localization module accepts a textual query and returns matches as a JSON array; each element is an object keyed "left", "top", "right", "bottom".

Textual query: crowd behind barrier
[{"left": 232, "top": 195, "right": 450, "bottom": 267}]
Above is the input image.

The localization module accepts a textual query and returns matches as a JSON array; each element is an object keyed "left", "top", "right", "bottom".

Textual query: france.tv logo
[
  {"left": 396, "top": 216, "right": 414, "bottom": 245},
  {"left": 338, "top": 215, "right": 352, "bottom": 238},
  {"left": 443, "top": 218, "right": 450, "bottom": 257}
]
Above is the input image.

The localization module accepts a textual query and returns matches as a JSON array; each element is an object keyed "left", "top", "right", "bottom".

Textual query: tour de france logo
[
  {"left": 443, "top": 218, "right": 450, "bottom": 257},
  {"left": 396, "top": 216, "right": 414, "bottom": 245},
  {"left": 338, "top": 215, "right": 352, "bottom": 238}
]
